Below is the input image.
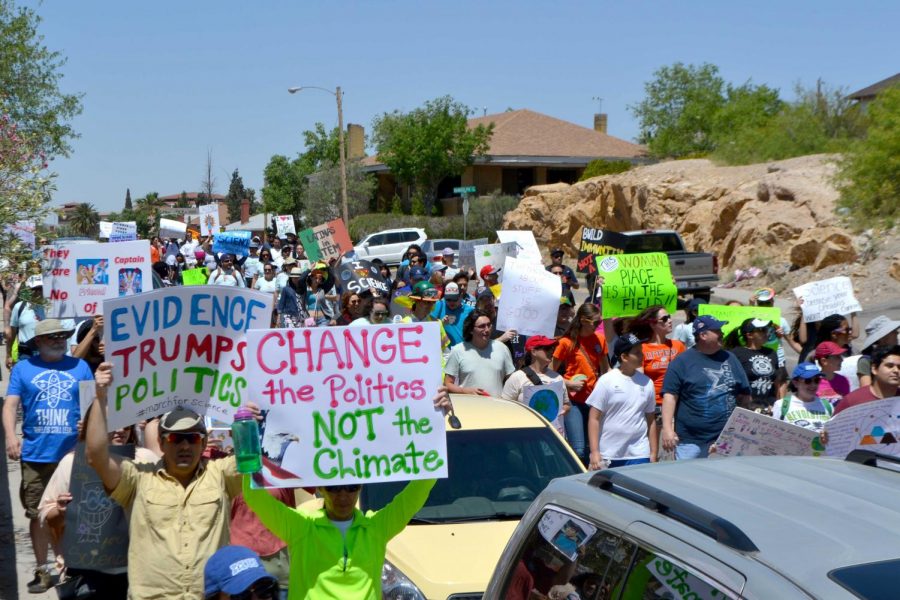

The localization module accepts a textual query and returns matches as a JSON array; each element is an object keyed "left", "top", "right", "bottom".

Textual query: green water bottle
[{"left": 232, "top": 408, "right": 262, "bottom": 474}]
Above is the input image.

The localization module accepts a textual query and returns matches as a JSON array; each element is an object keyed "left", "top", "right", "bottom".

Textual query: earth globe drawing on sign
[{"left": 528, "top": 389, "right": 560, "bottom": 422}]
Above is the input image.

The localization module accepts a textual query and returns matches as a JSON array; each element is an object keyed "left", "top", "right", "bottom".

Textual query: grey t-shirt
[{"left": 445, "top": 340, "right": 514, "bottom": 397}]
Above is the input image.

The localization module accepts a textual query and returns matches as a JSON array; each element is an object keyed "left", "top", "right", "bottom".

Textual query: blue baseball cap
[
  {"left": 791, "top": 362, "right": 822, "bottom": 380},
  {"left": 693, "top": 315, "right": 728, "bottom": 334},
  {"left": 409, "top": 266, "right": 427, "bottom": 281},
  {"left": 204, "top": 546, "right": 276, "bottom": 597}
]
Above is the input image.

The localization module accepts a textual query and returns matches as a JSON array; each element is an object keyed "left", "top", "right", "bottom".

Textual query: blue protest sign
[{"left": 213, "top": 230, "right": 252, "bottom": 256}]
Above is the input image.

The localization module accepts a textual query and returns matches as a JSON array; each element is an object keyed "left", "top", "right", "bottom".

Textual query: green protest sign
[
  {"left": 596, "top": 252, "right": 677, "bottom": 318},
  {"left": 697, "top": 304, "right": 782, "bottom": 339},
  {"left": 181, "top": 267, "right": 209, "bottom": 286}
]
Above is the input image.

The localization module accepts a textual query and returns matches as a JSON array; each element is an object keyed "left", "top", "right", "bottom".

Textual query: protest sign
[
  {"left": 63, "top": 443, "right": 134, "bottom": 570},
  {"left": 181, "top": 266, "right": 209, "bottom": 286},
  {"left": 5, "top": 220, "right": 36, "bottom": 248},
  {"left": 103, "top": 286, "right": 274, "bottom": 429},
  {"left": 793, "top": 276, "right": 862, "bottom": 323},
  {"left": 337, "top": 259, "right": 391, "bottom": 296},
  {"left": 246, "top": 322, "right": 447, "bottom": 487},
  {"left": 213, "top": 230, "right": 252, "bottom": 256},
  {"left": 537, "top": 509, "right": 598, "bottom": 561},
  {"left": 824, "top": 396, "right": 900, "bottom": 459},
  {"left": 159, "top": 217, "right": 187, "bottom": 238},
  {"left": 43, "top": 240, "right": 152, "bottom": 318},
  {"left": 275, "top": 215, "right": 296, "bottom": 237},
  {"left": 79, "top": 381, "right": 96, "bottom": 418},
  {"left": 522, "top": 379, "right": 566, "bottom": 429},
  {"left": 596, "top": 252, "right": 677, "bottom": 318},
  {"left": 199, "top": 203, "right": 221, "bottom": 236},
  {"left": 697, "top": 304, "right": 782, "bottom": 339},
  {"left": 577, "top": 227, "right": 628, "bottom": 275},
  {"left": 497, "top": 230, "right": 542, "bottom": 264},
  {"left": 457, "top": 238, "right": 488, "bottom": 270},
  {"left": 298, "top": 218, "right": 353, "bottom": 262},
  {"left": 474, "top": 241, "right": 518, "bottom": 283},
  {"left": 713, "top": 408, "right": 820, "bottom": 458},
  {"left": 109, "top": 221, "right": 137, "bottom": 243},
  {"left": 98, "top": 221, "right": 113, "bottom": 239},
  {"left": 496, "top": 256, "right": 561, "bottom": 337}
]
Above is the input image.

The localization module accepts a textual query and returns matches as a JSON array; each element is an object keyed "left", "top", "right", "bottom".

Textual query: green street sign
[{"left": 453, "top": 186, "right": 476, "bottom": 194}]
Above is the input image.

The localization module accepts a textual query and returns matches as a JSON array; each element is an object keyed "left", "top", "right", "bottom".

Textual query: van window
[
  {"left": 384, "top": 232, "right": 405, "bottom": 245},
  {"left": 619, "top": 546, "right": 735, "bottom": 599},
  {"left": 401, "top": 230, "right": 421, "bottom": 242},
  {"left": 365, "top": 233, "right": 385, "bottom": 246},
  {"left": 500, "top": 507, "right": 635, "bottom": 600}
]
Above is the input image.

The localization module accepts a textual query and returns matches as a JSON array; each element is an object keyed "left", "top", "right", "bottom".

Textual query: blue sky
[{"left": 26, "top": 0, "right": 900, "bottom": 214}]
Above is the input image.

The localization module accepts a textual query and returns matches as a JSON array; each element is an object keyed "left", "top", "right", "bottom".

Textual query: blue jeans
[
  {"left": 609, "top": 457, "right": 651, "bottom": 468},
  {"left": 564, "top": 402, "right": 590, "bottom": 464},
  {"left": 675, "top": 443, "right": 709, "bottom": 460}
]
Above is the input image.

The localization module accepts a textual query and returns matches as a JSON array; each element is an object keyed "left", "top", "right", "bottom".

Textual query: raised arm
[{"left": 85, "top": 362, "right": 124, "bottom": 491}]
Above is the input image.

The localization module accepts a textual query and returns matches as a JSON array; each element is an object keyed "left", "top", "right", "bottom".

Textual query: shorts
[{"left": 20, "top": 461, "right": 59, "bottom": 520}]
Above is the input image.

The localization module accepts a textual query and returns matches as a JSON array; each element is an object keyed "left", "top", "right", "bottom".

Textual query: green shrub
[{"left": 578, "top": 159, "right": 632, "bottom": 181}]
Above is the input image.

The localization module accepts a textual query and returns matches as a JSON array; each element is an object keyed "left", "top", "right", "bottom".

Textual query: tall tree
[
  {"left": 68, "top": 202, "right": 99, "bottom": 237},
  {"left": 0, "top": 0, "right": 82, "bottom": 159},
  {"left": 372, "top": 95, "right": 493, "bottom": 215},
  {"left": 261, "top": 155, "right": 306, "bottom": 217},
  {"left": 134, "top": 192, "right": 162, "bottom": 238},
  {"left": 124, "top": 187, "right": 132, "bottom": 210},
  {"left": 199, "top": 148, "right": 216, "bottom": 206},
  {"left": 224, "top": 169, "right": 248, "bottom": 223}
]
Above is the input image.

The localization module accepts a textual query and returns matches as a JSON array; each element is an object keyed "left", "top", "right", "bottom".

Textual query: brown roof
[
  {"left": 158, "top": 192, "right": 226, "bottom": 202},
  {"left": 848, "top": 73, "right": 900, "bottom": 100},
  {"left": 362, "top": 108, "right": 646, "bottom": 168}
]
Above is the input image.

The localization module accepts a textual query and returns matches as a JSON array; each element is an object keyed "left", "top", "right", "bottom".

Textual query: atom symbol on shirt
[{"left": 33, "top": 372, "right": 74, "bottom": 409}]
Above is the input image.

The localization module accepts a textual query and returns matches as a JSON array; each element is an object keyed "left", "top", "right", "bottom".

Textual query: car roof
[
  {"left": 366, "top": 227, "right": 424, "bottom": 234},
  {"left": 448, "top": 394, "right": 556, "bottom": 431},
  {"left": 556, "top": 456, "right": 900, "bottom": 595}
]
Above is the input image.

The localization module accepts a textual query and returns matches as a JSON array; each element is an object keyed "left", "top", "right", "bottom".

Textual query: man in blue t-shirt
[
  {"left": 2, "top": 319, "right": 93, "bottom": 592},
  {"left": 430, "top": 282, "right": 474, "bottom": 347},
  {"left": 661, "top": 315, "right": 751, "bottom": 460}
]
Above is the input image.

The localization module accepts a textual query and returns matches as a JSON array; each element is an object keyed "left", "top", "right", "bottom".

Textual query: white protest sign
[
  {"left": 474, "top": 241, "right": 518, "bottom": 283},
  {"left": 43, "top": 240, "right": 152, "bottom": 318},
  {"left": 159, "top": 217, "right": 187, "bottom": 239},
  {"left": 109, "top": 222, "right": 137, "bottom": 243},
  {"left": 246, "top": 322, "right": 447, "bottom": 487},
  {"left": 537, "top": 509, "right": 598, "bottom": 561},
  {"left": 98, "top": 221, "right": 113, "bottom": 239},
  {"left": 275, "top": 215, "right": 296, "bottom": 237},
  {"left": 496, "top": 256, "right": 561, "bottom": 337},
  {"left": 522, "top": 379, "right": 566, "bottom": 431},
  {"left": 793, "top": 276, "right": 862, "bottom": 323},
  {"left": 199, "top": 203, "right": 220, "bottom": 236},
  {"left": 824, "top": 396, "right": 900, "bottom": 459},
  {"left": 103, "top": 286, "right": 274, "bottom": 430},
  {"left": 497, "top": 230, "right": 543, "bottom": 265},
  {"left": 713, "top": 408, "right": 820, "bottom": 458}
]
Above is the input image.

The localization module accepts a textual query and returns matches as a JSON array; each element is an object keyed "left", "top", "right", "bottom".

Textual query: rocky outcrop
[{"left": 504, "top": 154, "right": 857, "bottom": 272}]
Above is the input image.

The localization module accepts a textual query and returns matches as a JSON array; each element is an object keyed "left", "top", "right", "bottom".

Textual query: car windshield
[
  {"left": 829, "top": 559, "right": 900, "bottom": 599},
  {"left": 360, "top": 427, "right": 581, "bottom": 523}
]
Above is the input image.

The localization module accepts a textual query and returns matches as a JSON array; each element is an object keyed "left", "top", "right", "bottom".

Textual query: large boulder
[{"left": 503, "top": 154, "right": 855, "bottom": 272}]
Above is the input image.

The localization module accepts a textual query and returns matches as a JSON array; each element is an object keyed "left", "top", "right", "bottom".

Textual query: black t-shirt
[{"left": 731, "top": 346, "right": 779, "bottom": 405}]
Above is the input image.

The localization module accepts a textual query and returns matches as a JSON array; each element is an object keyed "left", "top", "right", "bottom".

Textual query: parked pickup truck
[{"left": 622, "top": 229, "right": 719, "bottom": 301}]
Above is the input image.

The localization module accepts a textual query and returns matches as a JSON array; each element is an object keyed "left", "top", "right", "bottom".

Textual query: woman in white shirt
[{"left": 772, "top": 362, "right": 833, "bottom": 432}]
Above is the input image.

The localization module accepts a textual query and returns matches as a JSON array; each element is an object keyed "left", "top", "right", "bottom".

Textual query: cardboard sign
[
  {"left": 474, "top": 241, "right": 518, "bottom": 283},
  {"left": 103, "top": 286, "right": 274, "bottom": 430},
  {"left": 246, "top": 322, "right": 447, "bottom": 487},
  {"left": 697, "top": 304, "right": 782, "bottom": 339},
  {"left": 577, "top": 227, "right": 628, "bottom": 275},
  {"left": 181, "top": 266, "right": 209, "bottom": 286},
  {"left": 298, "top": 218, "right": 353, "bottom": 262},
  {"left": 497, "top": 230, "right": 542, "bottom": 265},
  {"left": 43, "top": 240, "right": 152, "bottom": 318},
  {"left": 337, "top": 260, "right": 391, "bottom": 296},
  {"left": 824, "top": 397, "right": 900, "bottom": 459},
  {"left": 713, "top": 408, "right": 820, "bottom": 458},
  {"left": 793, "top": 276, "right": 862, "bottom": 323},
  {"left": 109, "top": 221, "right": 137, "bottom": 243},
  {"left": 159, "top": 218, "right": 187, "bottom": 239},
  {"left": 199, "top": 203, "right": 221, "bottom": 237},
  {"left": 596, "top": 252, "right": 677, "bottom": 318},
  {"left": 62, "top": 443, "right": 134, "bottom": 570},
  {"left": 213, "top": 230, "right": 252, "bottom": 257},
  {"left": 275, "top": 215, "right": 296, "bottom": 237},
  {"left": 456, "top": 238, "right": 489, "bottom": 270},
  {"left": 537, "top": 509, "right": 598, "bottom": 562},
  {"left": 496, "top": 256, "right": 561, "bottom": 337},
  {"left": 522, "top": 380, "right": 566, "bottom": 429}
]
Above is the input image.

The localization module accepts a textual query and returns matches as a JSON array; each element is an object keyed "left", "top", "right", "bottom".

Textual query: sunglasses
[
  {"left": 798, "top": 376, "right": 822, "bottom": 384},
  {"left": 324, "top": 484, "right": 362, "bottom": 493},
  {"left": 216, "top": 580, "right": 280, "bottom": 600},
  {"left": 656, "top": 315, "right": 672, "bottom": 323},
  {"left": 44, "top": 333, "right": 70, "bottom": 340},
  {"left": 163, "top": 432, "right": 206, "bottom": 445},
  {"left": 832, "top": 328, "right": 849, "bottom": 334},
  {"left": 264, "top": 269, "right": 273, "bottom": 273},
  {"left": 372, "top": 311, "right": 390, "bottom": 318}
]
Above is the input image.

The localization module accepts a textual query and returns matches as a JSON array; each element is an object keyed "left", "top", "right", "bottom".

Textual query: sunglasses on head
[
  {"left": 325, "top": 484, "right": 362, "bottom": 493},
  {"left": 163, "top": 432, "right": 206, "bottom": 445}
]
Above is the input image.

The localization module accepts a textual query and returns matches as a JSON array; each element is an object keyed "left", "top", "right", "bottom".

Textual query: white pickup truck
[{"left": 622, "top": 229, "right": 719, "bottom": 301}]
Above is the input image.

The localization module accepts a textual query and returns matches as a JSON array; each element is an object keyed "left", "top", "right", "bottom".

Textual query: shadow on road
[{"left": 0, "top": 423, "right": 19, "bottom": 599}]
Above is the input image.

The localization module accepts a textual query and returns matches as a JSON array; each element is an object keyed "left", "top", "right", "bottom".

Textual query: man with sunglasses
[
  {"left": 208, "top": 253, "right": 246, "bottom": 287},
  {"left": 204, "top": 545, "right": 280, "bottom": 600},
  {"left": 86, "top": 362, "right": 253, "bottom": 600},
  {"left": 3, "top": 319, "right": 94, "bottom": 592}
]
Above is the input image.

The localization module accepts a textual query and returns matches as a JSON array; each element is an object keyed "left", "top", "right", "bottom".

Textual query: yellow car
[{"left": 367, "top": 393, "right": 585, "bottom": 599}]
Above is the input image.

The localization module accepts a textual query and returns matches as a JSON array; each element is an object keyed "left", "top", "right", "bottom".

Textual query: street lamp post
[{"left": 287, "top": 85, "right": 349, "bottom": 225}]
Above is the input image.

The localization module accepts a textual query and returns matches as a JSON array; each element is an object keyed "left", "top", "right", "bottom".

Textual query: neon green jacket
[{"left": 243, "top": 476, "right": 435, "bottom": 599}]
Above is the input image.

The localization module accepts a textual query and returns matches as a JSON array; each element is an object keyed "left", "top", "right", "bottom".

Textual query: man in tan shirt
[{"left": 86, "top": 363, "right": 243, "bottom": 600}]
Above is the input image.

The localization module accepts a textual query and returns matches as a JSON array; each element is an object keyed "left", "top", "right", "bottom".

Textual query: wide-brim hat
[
  {"left": 861, "top": 315, "right": 900, "bottom": 351},
  {"left": 159, "top": 406, "right": 206, "bottom": 433},
  {"left": 33, "top": 319, "right": 75, "bottom": 339}
]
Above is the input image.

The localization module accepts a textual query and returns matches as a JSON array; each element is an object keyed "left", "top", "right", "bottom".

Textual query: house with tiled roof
[
  {"left": 361, "top": 109, "right": 649, "bottom": 210},
  {"left": 847, "top": 72, "right": 900, "bottom": 111}
]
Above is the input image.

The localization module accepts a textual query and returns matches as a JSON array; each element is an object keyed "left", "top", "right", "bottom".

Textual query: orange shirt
[
  {"left": 554, "top": 333, "right": 608, "bottom": 404},
  {"left": 150, "top": 245, "right": 161, "bottom": 264},
  {"left": 642, "top": 340, "right": 686, "bottom": 404}
]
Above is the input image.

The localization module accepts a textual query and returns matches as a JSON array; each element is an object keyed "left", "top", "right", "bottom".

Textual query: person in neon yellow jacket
[{"left": 243, "top": 389, "right": 452, "bottom": 600}]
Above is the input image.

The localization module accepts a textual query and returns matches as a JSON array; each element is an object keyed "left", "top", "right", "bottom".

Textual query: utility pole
[{"left": 336, "top": 86, "right": 349, "bottom": 225}]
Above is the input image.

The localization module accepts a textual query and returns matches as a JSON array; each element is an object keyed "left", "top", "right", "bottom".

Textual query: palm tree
[{"left": 68, "top": 202, "right": 100, "bottom": 237}]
